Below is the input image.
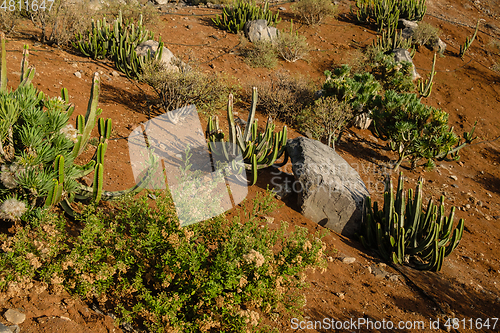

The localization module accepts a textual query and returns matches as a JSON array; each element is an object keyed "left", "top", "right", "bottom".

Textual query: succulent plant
[
  {"left": 212, "top": 0, "right": 281, "bottom": 34},
  {"left": 359, "top": 173, "right": 464, "bottom": 271},
  {"left": 207, "top": 87, "right": 288, "bottom": 185},
  {"left": 0, "top": 34, "right": 154, "bottom": 218}
]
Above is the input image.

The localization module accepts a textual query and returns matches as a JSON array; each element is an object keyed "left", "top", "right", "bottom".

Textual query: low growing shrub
[
  {"left": 242, "top": 40, "right": 278, "bottom": 69},
  {"left": 292, "top": 0, "right": 338, "bottom": 25},
  {"left": 0, "top": 187, "right": 328, "bottom": 332},
  {"left": 276, "top": 22, "right": 309, "bottom": 62},
  {"left": 0, "top": 10, "right": 22, "bottom": 35},
  {"left": 296, "top": 97, "right": 353, "bottom": 148},
  {"left": 412, "top": 22, "right": 441, "bottom": 48},
  {"left": 141, "top": 60, "right": 229, "bottom": 114},
  {"left": 249, "top": 71, "right": 315, "bottom": 124}
]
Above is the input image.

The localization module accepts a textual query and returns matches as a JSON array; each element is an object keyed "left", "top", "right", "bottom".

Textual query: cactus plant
[
  {"left": 212, "top": 0, "right": 281, "bottom": 34},
  {"left": 206, "top": 87, "right": 288, "bottom": 185},
  {"left": 73, "top": 11, "right": 161, "bottom": 80},
  {"left": 359, "top": 173, "right": 464, "bottom": 271},
  {"left": 417, "top": 53, "right": 436, "bottom": 98},
  {"left": 354, "top": 0, "right": 426, "bottom": 31},
  {"left": 459, "top": 19, "right": 484, "bottom": 60},
  {"left": 0, "top": 35, "right": 155, "bottom": 219}
]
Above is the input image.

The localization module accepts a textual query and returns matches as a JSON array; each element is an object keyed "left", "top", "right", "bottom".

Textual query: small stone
[
  {"left": 9, "top": 325, "right": 19, "bottom": 333},
  {"left": 4, "top": 309, "right": 26, "bottom": 325},
  {"left": 186, "top": 25, "right": 193, "bottom": 29},
  {"left": 148, "top": 193, "right": 157, "bottom": 200},
  {"left": 0, "top": 323, "right": 12, "bottom": 333},
  {"left": 465, "top": 204, "right": 471, "bottom": 209},
  {"left": 450, "top": 175, "right": 458, "bottom": 181},
  {"left": 451, "top": 184, "right": 458, "bottom": 188},
  {"left": 477, "top": 201, "right": 483, "bottom": 207},
  {"left": 278, "top": 6, "right": 286, "bottom": 10},
  {"left": 111, "top": 71, "right": 120, "bottom": 77},
  {"left": 367, "top": 266, "right": 372, "bottom": 274},
  {"left": 264, "top": 216, "right": 274, "bottom": 224},
  {"left": 336, "top": 292, "right": 345, "bottom": 300},
  {"left": 458, "top": 161, "right": 464, "bottom": 167},
  {"left": 71, "top": 63, "right": 78, "bottom": 68},
  {"left": 74, "top": 72, "right": 82, "bottom": 78},
  {"left": 342, "top": 257, "right": 356, "bottom": 264},
  {"left": 388, "top": 274, "right": 401, "bottom": 282},
  {"left": 327, "top": 256, "right": 334, "bottom": 262}
]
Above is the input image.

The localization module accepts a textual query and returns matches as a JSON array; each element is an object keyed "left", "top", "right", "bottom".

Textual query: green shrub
[
  {"left": 369, "top": 52, "right": 415, "bottom": 93},
  {"left": 212, "top": 0, "right": 280, "bottom": 33},
  {"left": 371, "top": 90, "right": 476, "bottom": 169},
  {"left": 322, "top": 65, "right": 381, "bottom": 117},
  {"left": 276, "top": 21, "right": 310, "bottom": 62},
  {"left": 242, "top": 40, "right": 278, "bottom": 68},
  {"left": 359, "top": 173, "right": 464, "bottom": 271},
  {"left": 411, "top": 22, "right": 441, "bottom": 48},
  {"left": 141, "top": 60, "right": 229, "bottom": 114},
  {"left": 291, "top": 0, "right": 337, "bottom": 25},
  {"left": 0, "top": 187, "right": 327, "bottom": 332},
  {"left": 250, "top": 71, "right": 314, "bottom": 124},
  {"left": 296, "top": 97, "right": 353, "bottom": 148}
]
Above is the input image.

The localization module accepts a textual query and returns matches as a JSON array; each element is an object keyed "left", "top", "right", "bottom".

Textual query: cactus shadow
[
  {"left": 99, "top": 81, "right": 153, "bottom": 114},
  {"left": 336, "top": 129, "right": 395, "bottom": 167}
]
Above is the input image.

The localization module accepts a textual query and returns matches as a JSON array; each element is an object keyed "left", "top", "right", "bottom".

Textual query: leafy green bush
[
  {"left": 322, "top": 65, "right": 381, "bottom": 117},
  {"left": 0, "top": 187, "right": 327, "bottom": 332},
  {"left": 242, "top": 40, "right": 278, "bottom": 68},
  {"left": 141, "top": 60, "right": 229, "bottom": 114},
  {"left": 291, "top": 0, "right": 338, "bottom": 25},
  {"left": 369, "top": 52, "right": 415, "bottom": 93},
  {"left": 250, "top": 71, "right": 314, "bottom": 124},
  {"left": 212, "top": 0, "right": 281, "bottom": 33},
  {"left": 359, "top": 173, "right": 464, "bottom": 271},
  {"left": 0, "top": 36, "right": 151, "bottom": 218},
  {"left": 276, "top": 21, "right": 310, "bottom": 62},
  {"left": 371, "top": 90, "right": 476, "bottom": 169},
  {"left": 296, "top": 97, "right": 353, "bottom": 148}
]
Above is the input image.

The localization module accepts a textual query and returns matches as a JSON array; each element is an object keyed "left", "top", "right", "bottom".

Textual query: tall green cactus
[
  {"left": 359, "top": 173, "right": 464, "bottom": 271},
  {"left": 207, "top": 87, "right": 288, "bottom": 185},
  {"left": 212, "top": 0, "right": 281, "bottom": 34}
]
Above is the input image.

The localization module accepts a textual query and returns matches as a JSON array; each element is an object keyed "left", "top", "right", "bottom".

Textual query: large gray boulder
[
  {"left": 244, "top": 20, "right": 278, "bottom": 43},
  {"left": 286, "top": 137, "right": 369, "bottom": 238},
  {"left": 135, "top": 40, "right": 184, "bottom": 72}
]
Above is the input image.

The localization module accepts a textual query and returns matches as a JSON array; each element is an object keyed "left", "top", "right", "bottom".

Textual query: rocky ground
[{"left": 1, "top": 0, "right": 500, "bottom": 331}]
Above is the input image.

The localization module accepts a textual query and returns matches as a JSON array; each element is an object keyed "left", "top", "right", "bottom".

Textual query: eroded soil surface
[{"left": 1, "top": 0, "right": 500, "bottom": 331}]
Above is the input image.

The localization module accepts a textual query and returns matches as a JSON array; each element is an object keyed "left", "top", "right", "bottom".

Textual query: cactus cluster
[
  {"left": 74, "top": 11, "right": 163, "bottom": 79},
  {"left": 207, "top": 88, "right": 288, "bottom": 185},
  {"left": 355, "top": 0, "right": 426, "bottom": 32},
  {"left": 212, "top": 0, "right": 281, "bottom": 34},
  {"left": 0, "top": 35, "right": 152, "bottom": 218},
  {"left": 371, "top": 28, "right": 414, "bottom": 55},
  {"left": 359, "top": 173, "right": 464, "bottom": 271}
]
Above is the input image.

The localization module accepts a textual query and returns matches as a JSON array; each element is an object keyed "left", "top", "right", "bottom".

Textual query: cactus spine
[
  {"left": 207, "top": 87, "right": 288, "bottom": 185},
  {"left": 359, "top": 172, "right": 465, "bottom": 271}
]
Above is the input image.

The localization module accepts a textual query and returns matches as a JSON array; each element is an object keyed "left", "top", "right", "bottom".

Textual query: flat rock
[
  {"left": 0, "top": 323, "right": 12, "bottom": 333},
  {"left": 342, "top": 257, "right": 356, "bottom": 264},
  {"left": 4, "top": 309, "right": 26, "bottom": 325},
  {"left": 392, "top": 48, "right": 420, "bottom": 80},
  {"left": 286, "top": 137, "right": 369, "bottom": 238}
]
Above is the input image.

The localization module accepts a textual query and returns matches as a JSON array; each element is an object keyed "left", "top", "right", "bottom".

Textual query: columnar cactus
[
  {"left": 207, "top": 87, "right": 288, "bottom": 185},
  {"left": 359, "top": 173, "right": 464, "bottom": 271}
]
